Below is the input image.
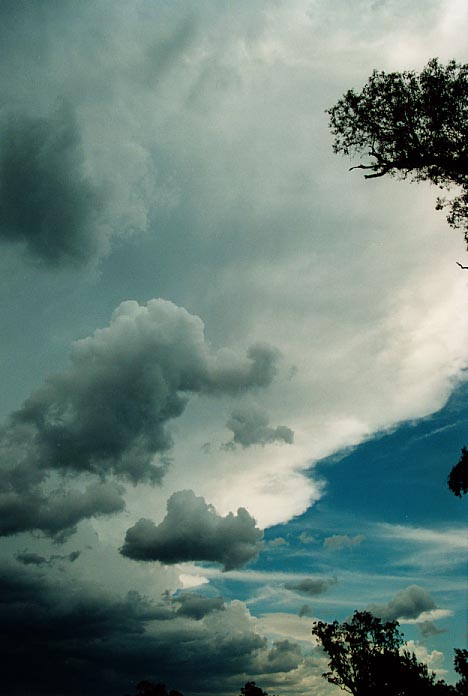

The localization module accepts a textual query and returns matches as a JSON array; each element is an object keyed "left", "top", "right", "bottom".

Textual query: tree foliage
[
  {"left": 327, "top": 58, "right": 468, "bottom": 241},
  {"left": 312, "top": 610, "right": 453, "bottom": 696},
  {"left": 240, "top": 682, "right": 271, "bottom": 696},
  {"left": 125, "top": 681, "right": 184, "bottom": 696},
  {"left": 448, "top": 447, "right": 468, "bottom": 497},
  {"left": 454, "top": 649, "right": 468, "bottom": 694}
]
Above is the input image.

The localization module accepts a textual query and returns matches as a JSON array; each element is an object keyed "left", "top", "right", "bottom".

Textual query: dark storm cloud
[
  {"left": 174, "top": 593, "right": 225, "bottom": 620},
  {"left": 0, "top": 481, "right": 125, "bottom": 539},
  {"left": 224, "top": 403, "right": 294, "bottom": 449},
  {"left": 15, "top": 550, "right": 81, "bottom": 566},
  {"left": 9, "top": 299, "right": 278, "bottom": 484},
  {"left": 284, "top": 577, "right": 337, "bottom": 596},
  {"left": 0, "top": 563, "right": 297, "bottom": 696},
  {"left": 0, "top": 299, "right": 277, "bottom": 537},
  {"left": 121, "top": 489, "right": 263, "bottom": 571},
  {"left": 0, "top": 105, "right": 106, "bottom": 267},
  {"left": 368, "top": 585, "right": 436, "bottom": 621},
  {"left": 15, "top": 552, "right": 48, "bottom": 566}
]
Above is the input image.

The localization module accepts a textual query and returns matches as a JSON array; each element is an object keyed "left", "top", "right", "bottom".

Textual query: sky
[{"left": 0, "top": 1, "right": 467, "bottom": 694}]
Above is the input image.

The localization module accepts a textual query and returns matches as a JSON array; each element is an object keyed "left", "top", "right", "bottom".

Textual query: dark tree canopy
[
  {"left": 312, "top": 610, "right": 452, "bottom": 696},
  {"left": 327, "top": 58, "right": 468, "bottom": 241},
  {"left": 240, "top": 682, "right": 271, "bottom": 696},
  {"left": 454, "top": 649, "right": 468, "bottom": 694},
  {"left": 448, "top": 446, "right": 468, "bottom": 497},
  {"left": 125, "top": 681, "right": 184, "bottom": 696}
]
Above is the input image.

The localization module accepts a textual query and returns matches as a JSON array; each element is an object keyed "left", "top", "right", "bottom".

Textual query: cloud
[
  {"left": 121, "top": 489, "right": 263, "bottom": 571},
  {"left": 368, "top": 585, "right": 436, "bottom": 622},
  {"left": 15, "top": 552, "right": 48, "bottom": 566},
  {"left": 225, "top": 403, "right": 294, "bottom": 449},
  {"left": 255, "top": 639, "right": 303, "bottom": 673},
  {"left": 0, "top": 481, "right": 125, "bottom": 540},
  {"left": 9, "top": 299, "right": 277, "bottom": 485},
  {"left": 15, "top": 550, "right": 81, "bottom": 566},
  {"left": 323, "top": 534, "right": 365, "bottom": 551},
  {"left": 405, "top": 640, "right": 446, "bottom": 678},
  {"left": 0, "top": 105, "right": 106, "bottom": 267},
  {"left": 0, "top": 564, "right": 303, "bottom": 695},
  {"left": 0, "top": 299, "right": 277, "bottom": 538},
  {"left": 377, "top": 524, "right": 468, "bottom": 569},
  {"left": 419, "top": 621, "right": 447, "bottom": 638},
  {"left": 298, "top": 532, "right": 316, "bottom": 544},
  {"left": 268, "top": 537, "right": 288, "bottom": 548},
  {"left": 284, "top": 577, "right": 337, "bottom": 597},
  {"left": 174, "top": 593, "right": 225, "bottom": 620}
]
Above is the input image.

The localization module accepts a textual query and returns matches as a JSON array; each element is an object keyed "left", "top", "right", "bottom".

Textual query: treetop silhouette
[{"left": 327, "top": 58, "right": 468, "bottom": 242}]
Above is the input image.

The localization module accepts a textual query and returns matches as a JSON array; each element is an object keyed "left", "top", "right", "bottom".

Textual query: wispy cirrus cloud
[{"left": 377, "top": 523, "right": 468, "bottom": 568}]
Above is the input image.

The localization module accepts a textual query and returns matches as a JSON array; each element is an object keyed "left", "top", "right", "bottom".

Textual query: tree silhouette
[
  {"left": 240, "top": 682, "right": 271, "bottom": 696},
  {"left": 454, "top": 649, "right": 468, "bottom": 694},
  {"left": 327, "top": 58, "right": 468, "bottom": 241},
  {"left": 312, "top": 610, "right": 452, "bottom": 695},
  {"left": 328, "top": 58, "right": 468, "bottom": 497},
  {"left": 448, "top": 447, "right": 468, "bottom": 497},
  {"left": 125, "top": 681, "right": 184, "bottom": 696}
]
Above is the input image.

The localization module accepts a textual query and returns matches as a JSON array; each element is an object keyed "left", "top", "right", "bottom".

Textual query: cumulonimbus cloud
[
  {"left": 0, "top": 563, "right": 300, "bottom": 695},
  {"left": 121, "top": 489, "right": 263, "bottom": 571},
  {"left": 0, "top": 299, "right": 278, "bottom": 537},
  {"left": 11, "top": 299, "right": 278, "bottom": 483}
]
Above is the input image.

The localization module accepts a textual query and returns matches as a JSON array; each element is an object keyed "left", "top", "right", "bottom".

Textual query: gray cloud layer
[
  {"left": 0, "top": 481, "right": 125, "bottom": 540},
  {"left": 225, "top": 403, "right": 294, "bottom": 449},
  {"left": 0, "top": 105, "right": 106, "bottom": 267},
  {"left": 284, "top": 577, "right": 337, "bottom": 596},
  {"left": 121, "top": 489, "right": 263, "bottom": 571},
  {"left": 15, "top": 550, "right": 80, "bottom": 566},
  {"left": 0, "top": 563, "right": 300, "bottom": 695},
  {"left": 368, "top": 585, "right": 436, "bottom": 622},
  {"left": 174, "top": 592, "right": 225, "bottom": 620}
]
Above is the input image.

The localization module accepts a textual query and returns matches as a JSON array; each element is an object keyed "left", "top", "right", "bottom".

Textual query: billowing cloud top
[
  {"left": 121, "top": 489, "right": 263, "bottom": 571},
  {"left": 10, "top": 298, "right": 278, "bottom": 484},
  {"left": 0, "top": 298, "right": 277, "bottom": 538}
]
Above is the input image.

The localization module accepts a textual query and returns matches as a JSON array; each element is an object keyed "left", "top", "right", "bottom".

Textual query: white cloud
[
  {"left": 254, "top": 612, "right": 321, "bottom": 644},
  {"left": 377, "top": 524, "right": 468, "bottom": 568},
  {"left": 404, "top": 640, "right": 447, "bottom": 677}
]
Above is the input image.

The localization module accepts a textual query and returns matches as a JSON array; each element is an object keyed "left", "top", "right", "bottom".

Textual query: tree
[
  {"left": 240, "top": 682, "right": 270, "bottom": 696},
  {"left": 327, "top": 58, "right": 468, "bottom": 241},
  {"left": 328, "top": 59, "right": 468, "bottom": 498},
  {"left": 125, "top": 681, "right": 184, "bottom": 696},
  {"left": 448, "top": 447, "right": 468, "bottom": 497},
  {"left": 454, "top": 649, "right": 468, "bottom": 694},
  {"left": 312, "top": 610, "right": 451, "bottom": 696}
]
